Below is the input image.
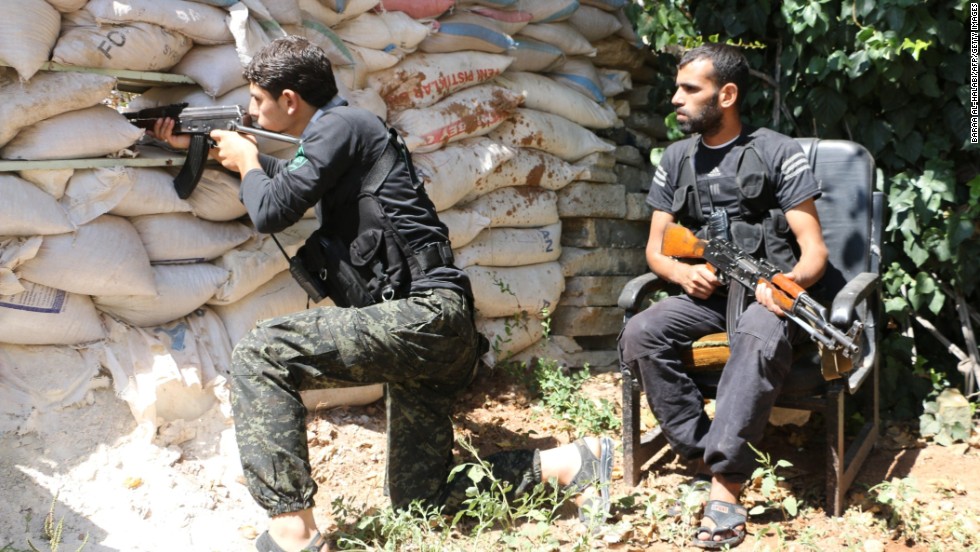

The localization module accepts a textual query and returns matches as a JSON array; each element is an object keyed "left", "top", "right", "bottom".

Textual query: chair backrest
[{"left": 795, "top": 139, "right": 879, "bottom": 298}]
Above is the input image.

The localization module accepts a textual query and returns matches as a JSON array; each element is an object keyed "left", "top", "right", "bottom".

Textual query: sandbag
[
  {"left": 0, "top": 237, "right": 42, "bottom": 296},
  {"left": 0, "top": 71, "right": 117, "bottom": 149},
  {"left": 110, "top": 168, "right": 193, "bottom": 217},
  {"left": 454, "top": 223, "right": 562, "bottom": 268},
  {"left": 93, "top": 263, "right": 230, "bottom": 327},
  {"left": 52, "top": 13, "right": 193, "bottom": 71},
  {"left": 476, "top": 315, "right": 544, "bottom": 365},
  {"left": 507, "top": 38, "right": 565, "bottom": 73},
  {"left": 521, "top": 0, "right": 580, "bottom": 23},
  {"left": 1, "top": 105, "right": 144, "bottom": 161},
  {"left": 462, "top": 187, "right": 560, "bottom": 228},
  {"left": 0, "top": 344, "right": 103, "bottom": 410},
  {"left": 0, "top": 282, "right": 106, "bottom": 345},
  {"left": 209, "top": 219, "right": 319, "bottom": 306},
  {"left": 213, "top": 270, "right": 334, "bottom": 345},
  {"left": 281, "top": 15, "right": 356, "bottom": 69},
  {"left": 437, "top": 209, "right": 491, "bottom": 249},
  {"left": 18, "top": 169, "right": 75, "bottom": 199},
  {"left": 297, "top": 0, "right": 378, "bottom": 27},
  {"left": 60, "top": 168, "right": 134, "bottom": 226},
  {"left": 130, "top": 213, "right": 254, "bottom": 264},
  {"left": 390, "top": 84, "right": 524, "bottom": 153},
  {"left": 47, "top": 0, "right": 88, "bottom": 12},
  {"left": 375, "top": 0, "right": 454, "bottom": 19},
  {"left": 0, "top": 174, "right": 74, "bottom": 236},
  {"left": 547, "top": 57, "right": 606, "bottom": 103},
  {"left": 171, "top": 44, "right": 247, "bottom": 97},
  {"left": 413, "top": 137, "right": 515, "bottom": 211},
  {"left": 580, "top": 0, "right": 628, "bottom": 10},
  {"left": 494, "top": 70, "right": 617, "bottom": 129},
  {"left": 347, "top": 44, "right": 401, "bottom": 74},
  {"left": 465, "top": 147, "right": 583, "bottom": 201},
  {"left": 334, "top": 11, "right": 432, "bottom": 53},
  {"left": 488, "top": 108, "right": 616, "bottom": 162},
  {"left": 517, "top": 23, "right": 596, "bottom": 57},
  {"left": 464, "top": 7, "right": 533, "bottom": 35},
  {"left": 0, "top": 0, "right": 60, "bottom": 81},
  {"left": 567, "top": 5, "right": 622, "bottom": 42},
  {"left": 186, "top": 169, "right": 250, "bottom": 222},
  {"left": 17, "top": 215, "right": 157, "bottom": 297},
  {"left": 418, "top": 13, "right": 515, "bottom": 54},
  {"left": 366, "top": 51, "right": 513, "bottom": 111},
  {"left": 86, "top": 0, "right": 234, "bottom": 45},
  {"left": 466, "top": 262, "right": 565, "bottom": 318},
  {"left": 598, "top": 67, "right": 632, "bottom": 97}
]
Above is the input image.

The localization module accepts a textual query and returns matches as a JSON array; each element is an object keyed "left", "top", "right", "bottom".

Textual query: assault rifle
[
  {"left": 661, "top": 222, "right": 862, "bottom": 368},
  {"left": 124, "top": 103, "right": 302, "bottom": 199}
]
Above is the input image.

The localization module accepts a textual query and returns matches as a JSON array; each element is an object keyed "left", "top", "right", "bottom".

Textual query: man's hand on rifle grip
[
  {"left": 209, "top": 129, "right": 261, "bottom": 175},
  {"left": 149, "top": 118, "right": 192, "bottom": 151},
  {"left": 677, "top": 262, "right": 721, "bottom": 300}
]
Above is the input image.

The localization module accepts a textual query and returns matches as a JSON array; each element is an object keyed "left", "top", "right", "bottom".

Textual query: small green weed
[
  {"left": 747, "top": 443, "right": 799, "bottom": 518},
  {"left": 530, "top": 358, "right": 620, "bottom": 437},
  {"left": 868, "top": 477, "right": 924, "bottom": 543},
  {"left": 25, "top": 495, "right": 88, "bottom": 552}
]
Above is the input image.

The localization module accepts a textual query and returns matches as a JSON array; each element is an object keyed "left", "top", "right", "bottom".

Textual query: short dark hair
[
  {"left": 243, "top": 36, "right": 338, "bottom": 108},
  {"left": 679, "top": 43, "right": 750, "bottom": 108}
]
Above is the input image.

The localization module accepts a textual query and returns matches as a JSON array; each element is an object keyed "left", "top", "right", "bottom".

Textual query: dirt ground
[
  {"left": 1, "top": 365, "right": 978, "bottom": 551},
  {"left": 305, "top": 367, "right": 980, "bottom": 551}
]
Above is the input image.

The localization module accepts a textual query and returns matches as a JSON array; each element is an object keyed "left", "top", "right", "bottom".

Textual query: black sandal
[
  {"left": 691, "top": 499, "right": 747, "bottom": 549},
  {"left": 562, "top": 437, "right": 614, "bottom": 528},
  {"left": 255, "top": 530, "right": 324, "bottom": 552}
]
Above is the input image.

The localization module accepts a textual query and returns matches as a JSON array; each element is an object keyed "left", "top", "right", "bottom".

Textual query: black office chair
[{"left": 618, "top": 139, "right": 883, "bottom": 516}]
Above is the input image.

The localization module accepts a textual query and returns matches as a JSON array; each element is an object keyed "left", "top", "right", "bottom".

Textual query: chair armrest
[
  {"left": 830, "top": 272, "right": 879, "bottom": 327},
  {"left": 618, "top": 272, "right": 667, "bottom": 316}
]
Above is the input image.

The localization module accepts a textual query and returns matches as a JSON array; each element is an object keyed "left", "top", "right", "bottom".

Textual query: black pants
[{"left": 619, "top": 293, "right": 803, "bottom": 483}]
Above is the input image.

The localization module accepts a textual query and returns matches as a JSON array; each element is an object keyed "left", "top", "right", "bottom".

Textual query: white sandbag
[
  {"left": 85, "top": 0, "right": 234, "bottom": 45},
  {"left": 522, "top": 0, "right": 579, "bottom": 22},
  {"left": 17, "top": 215, "right": 157, "bottom": 297},
  {"left": 547, "top": 57, "right": 606, "bottom": 103},
  {"left": 567, "top": 5, "right": 622, "bottom": 42},
  {"left": 47, "top": 0, "right": 88, "bottom": 12},
  {"left": 367, "top": 51, "right": 513, "bottom": 111},
  {"left": 488, "top": 108, "right": 616, "bottom": 162},
  {"left": 1, "top": 105, "right": 144, "bottom": 161},
  {"left": 130, "top": 213, "right": 254, "bottom": 264},
  {"left": 260, "top": 0, "right": 302, "bottom": 25},
  {"left": 580, "top": 0, "right": 628, "bottom": 9},
  {"left": 0, "top": 0, "right": 60, "bottom": 81},
  {"left": 0, "top": 344, "right": 103, "bottom": 410},
  {"left": 334, "top": 11, "right": 432, "bottom": 53},
  {"left": 209, "top": 218, "right": 318, "bottom": 306},
  {"left": 0, "top": 71, "right": 117, "bottom": 148},
  {"left": 418, "top": 13, "right": 515, "bottom": 54},
  {"left": 227, "top": 0, "right": 287, "bottom": 66},
  {"left": 319, "top": 0, "right": 380, "bottom": 15},
  {"left": 390, "top": 84, "right": 524, "bottom": 153},
  {"left": 454, "top": 223, "right": 561, "bottom": 268},
  {"left": 52, "top": 18, "right": 193, "bottom": 71},
  {"left": 463, "top": 187, "right": 560, "bottom": 228},
  {"left": 18, "top": 169, "right": 74, "bottom": 199},
  {"left": 598, "top": 67, "right": 632, "bottom": 97},
  {"left": 0, "top": 237, "right": 42, "bottom": 296},
  {"left": 347, "top": 44, "right": 401, "bottom": 75},
  {"left": 186, "top": 169, "right": 249, "bottom": 222},
  {"left": 517, "top": 23, "right": 596, "bottom": 57},
  {"left": 171, "top": 44, "right": 247, "bottom": 97},
  {"left": 110, "top": 168, "right": 193, "bottom": 217},
  {"left": 297, "top": 0, "right": 377, "bottom": 27},
  {"left": 213, "top": 270, "right": 334, "bottom": 345},
  {"left": 59, "top": 168, "right": 134, "bottom": 226},
  {"left": 494, "top": 71, "right": 618, "bottom": 129},
  {"left": 282, "top": 14, "right": 356, "bottom": 69},
  {"left": 94, "top": 263, "right": 229, "bottom": 327},
  {"left": 437, "top": 208, "right": 491, "bottom": 249},
  {"left": 0, "top": 282, "right": 106, "bottom": 345},
  {"left": 346, "top": 87, "right": 388, "bottom": 121},
  {"left": 476, "top": 315, "right": 544, "bottom": 366},
  {"left": 0, "top": 174, "right": 74, "bottom": 236},
  {"left": 466, "top": 262, "right": 564, "bottom": 318},
  {"left": 507, "top": 38, "right": 565, "bottom": 73},
  {"left": 375, "top": 0, "right": 454, "bottom": 19},
  {"left": 466, "top": 148, "right": 583, "bottom": 201},
  {"left": 413, "top": 137, "right": 515, "bottom": 211},
  {"left": 465, "top": 6, "right": 532, "bottom": 35}
]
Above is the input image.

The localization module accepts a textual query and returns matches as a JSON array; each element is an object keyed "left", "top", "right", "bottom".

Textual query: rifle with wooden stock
[{"left": 661, "top": 222, "right": 863, "bottom": 377}]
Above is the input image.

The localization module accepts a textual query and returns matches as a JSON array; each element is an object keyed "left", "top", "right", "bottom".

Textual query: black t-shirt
[
  {"left": 240, "top": 103, "right": 470, "bottom": 298},
  {"left": 647, "top": 126, "right": 821, "bottom": 220}
]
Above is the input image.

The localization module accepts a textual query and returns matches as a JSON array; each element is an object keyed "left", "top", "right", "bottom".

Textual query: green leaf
[
  {"left": 783, "top": 496, "right": 799, "bottom": 517},
  {"left": 805, "top": 87, "right": 848, "bottom": 125},
  {"left": 749, "top": 505, "right": 766, "bottom": 516}
]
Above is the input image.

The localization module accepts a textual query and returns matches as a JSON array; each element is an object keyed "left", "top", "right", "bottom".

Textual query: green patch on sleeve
[{"left": 288, "top": 145, "right": 308, "bottom": 171}]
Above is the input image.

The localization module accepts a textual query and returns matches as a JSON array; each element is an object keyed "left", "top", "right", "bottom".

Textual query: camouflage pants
[{"left": 230, "top": 288, "right": 538, "bottom": 516}]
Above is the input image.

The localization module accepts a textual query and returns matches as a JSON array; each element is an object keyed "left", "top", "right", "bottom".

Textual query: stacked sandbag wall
[{"left": 0, "top": 0, "right": 657, "bottom": 427}]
